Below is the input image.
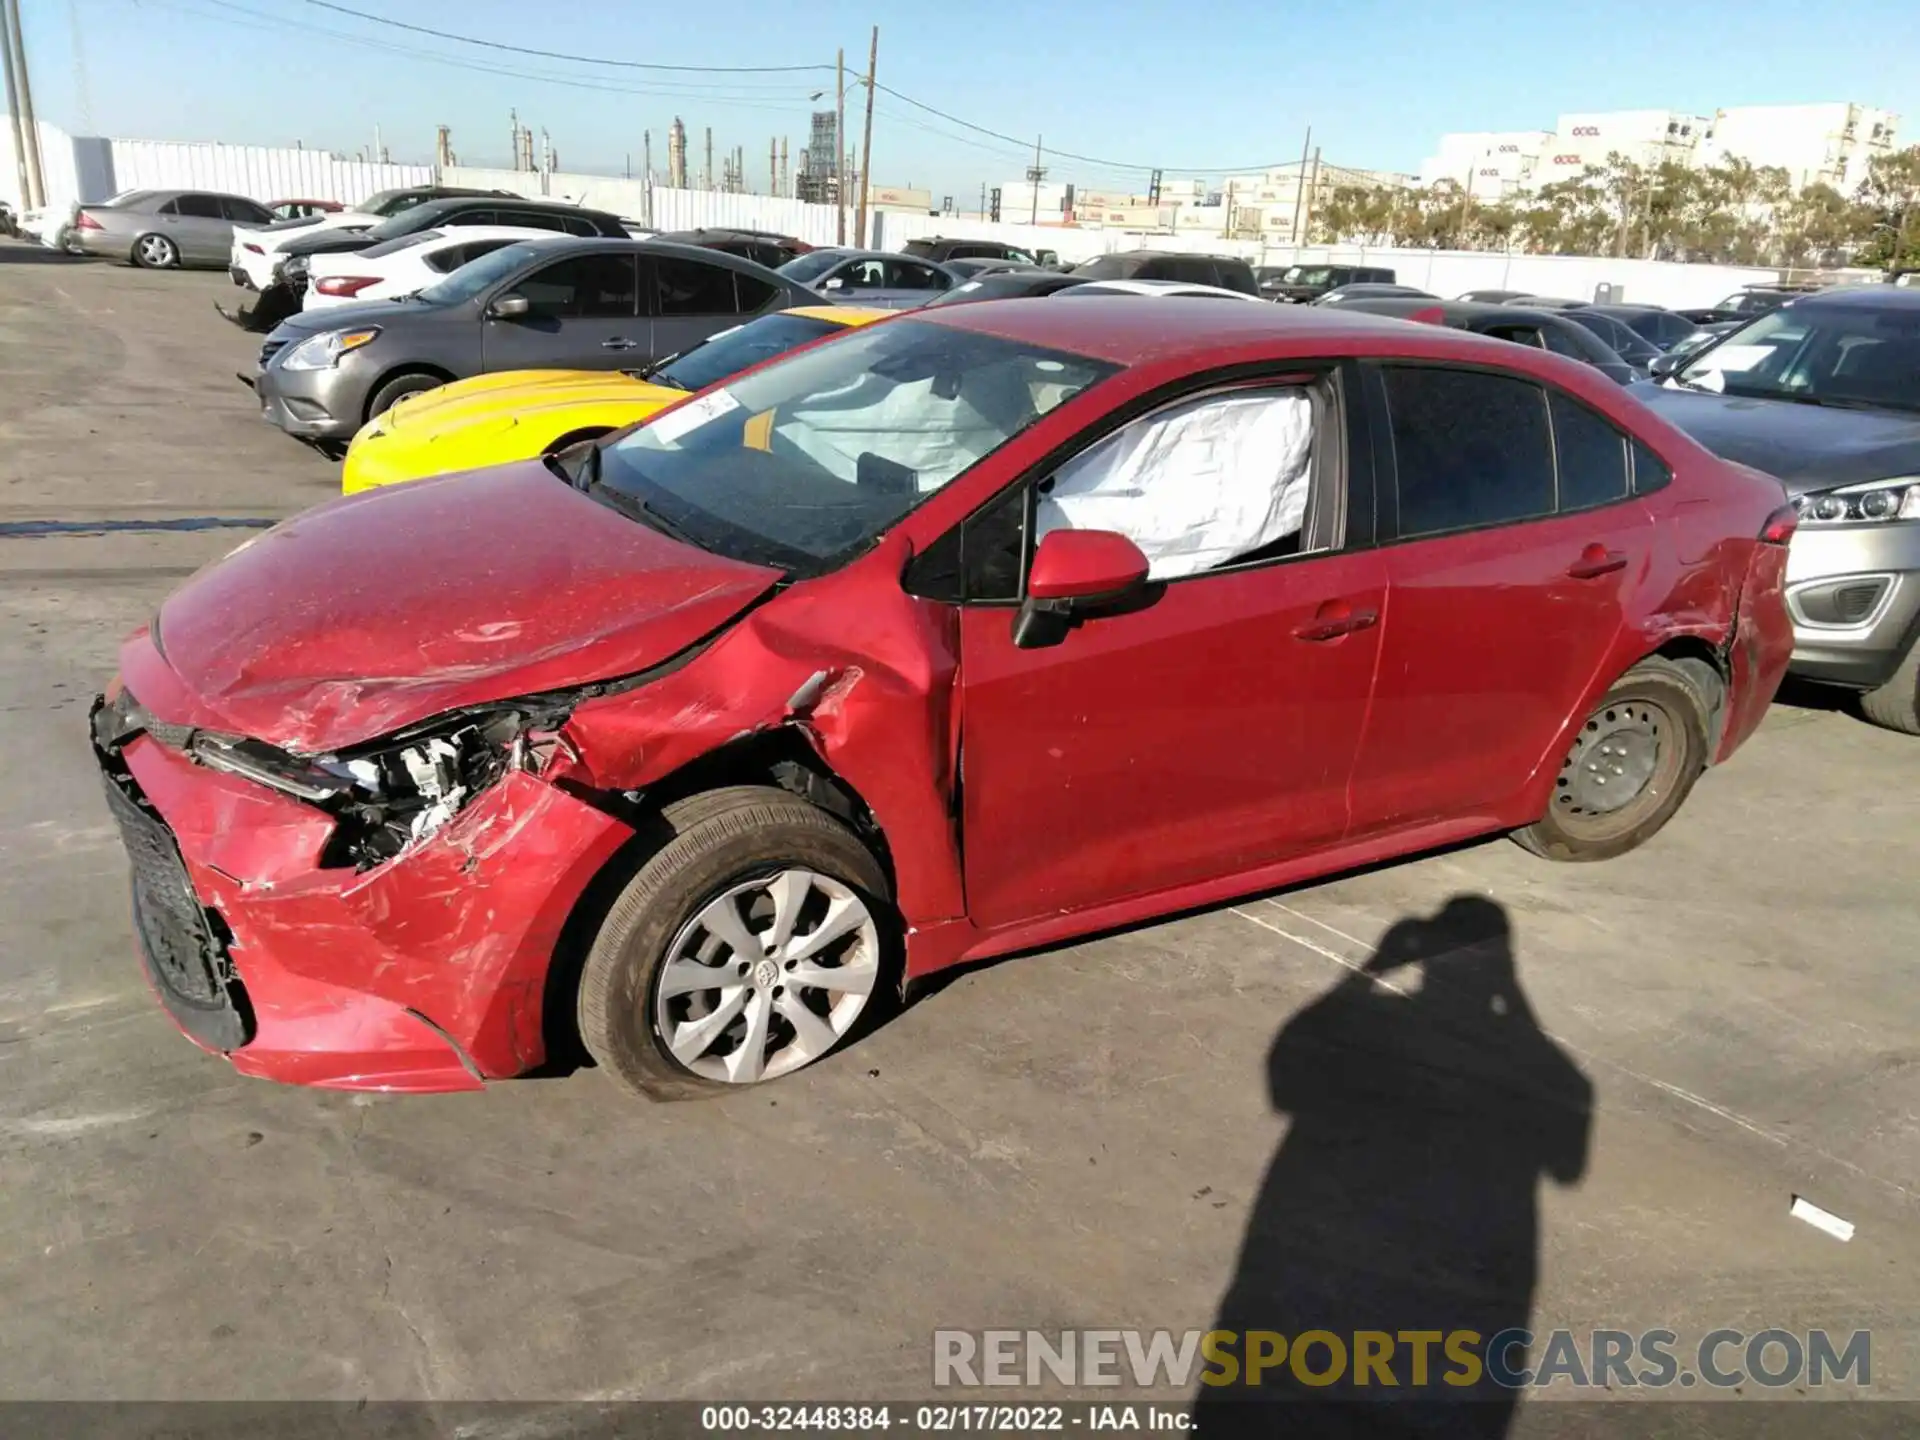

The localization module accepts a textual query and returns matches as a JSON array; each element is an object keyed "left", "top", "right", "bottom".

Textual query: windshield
[
  {"left": 1675, "top": 302, "right": 1920, "bottom": 412},
  {"left": 415, "top": 242, "right": 542, "bottom": 305},
  {"left": 653, "top": 313, "right": 852, "bottom": 392},
  {"left": 596, "top": 319, "right": 1118, "bottom": 573},
  {"left": 1283, "top": 266, "right": 1334, "bottom": 286},
  {"left": 778, "top": 251, "right": 849, "bottom": 284}
]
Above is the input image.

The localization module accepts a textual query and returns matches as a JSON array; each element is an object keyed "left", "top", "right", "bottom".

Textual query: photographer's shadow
[{"left": 1195, "top": 895, "right": 1592, "bottom": 1438}]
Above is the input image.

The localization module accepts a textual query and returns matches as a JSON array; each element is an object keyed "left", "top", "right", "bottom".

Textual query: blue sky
[{"left": 16, "top": 0, "right": 1920, "bottom": 197}]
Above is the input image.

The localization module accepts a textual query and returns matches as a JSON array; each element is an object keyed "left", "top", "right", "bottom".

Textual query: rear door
[
  {"left": 881, "top": 258, "right": 954, "bottom": 308},
  {"left": 646, "top": 252, "right": 757, "bottom": 361},
  {"left": 1346, "top": 362, "right": 1653, "bottom": 837},
  {"left": 162, "top": 193, "right": 230, "bottom": 261},
  {"left": 480, "top": 250, "right": 644, "bottom": 371}
]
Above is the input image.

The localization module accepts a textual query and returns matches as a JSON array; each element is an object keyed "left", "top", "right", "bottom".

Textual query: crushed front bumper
[{"left": 90, "top": 690, "right": 633, "bottom": 1092}]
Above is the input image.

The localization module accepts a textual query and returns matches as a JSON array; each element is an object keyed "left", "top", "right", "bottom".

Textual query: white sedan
[
  {"left": 301, "top": 226, "right": 557, "bottom": 310},
  {"left": 230, "top": 208, "right": 387, "bottom": 291},
  {"left": 1057, "top": 278, "right": 1268, "bottom": 302}
]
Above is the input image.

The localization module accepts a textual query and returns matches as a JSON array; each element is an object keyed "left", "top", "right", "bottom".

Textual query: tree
[{"left": 1856, "top": 145, "right": 1920, "bottom": 271}]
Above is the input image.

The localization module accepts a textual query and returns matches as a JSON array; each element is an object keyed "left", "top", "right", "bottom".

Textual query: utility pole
[
  {"left": 855, "top": 25, "right": 878, "bottom": 247},
  {"left": 704, "top": 126, "right": 713, "bottom": 191},
  {"left": 979, "top": 182, "right": 986, "bottom": 219},
  {"left": 0, "top": 0, "right": 31, "bottom": 210},
  {"left": 4, "top": 0, "right": 45, "bottom": 207},
  {"left": 1288, "top": 125, "right": 1312, "bottom": 244},
  {"left": 835, "top": 47, "right": 846, "bottom": 243},
  {"left": 1028, "top": 135, "right": 1045, "bottom": 225},
  {"left": 1299, "top": 146, "right": 1322, "bottom": 245},
  {"left": 643, "top": 129, "right": 652, "bottom": 185}
]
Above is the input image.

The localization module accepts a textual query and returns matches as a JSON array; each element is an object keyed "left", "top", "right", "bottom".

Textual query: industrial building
[{"left": 1420, "top": 102, "right": 1900, "bottom": 199}]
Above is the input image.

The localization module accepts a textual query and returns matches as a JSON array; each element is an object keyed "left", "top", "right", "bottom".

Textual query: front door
[
  {"left": 954, "top": 374, "right": 1388, "bottom": 929},
  {"left": 1347, "top": 363, "right": 1653, "bottom": 836},
  {"left": 646, "top": 253, "right": 753, "bottom": 365},
  {"left": 480, "top": 251, "right": 646, "bottom": 372},
  {"left": 162, "top": 193, "right": 230, "bottom": 262}
]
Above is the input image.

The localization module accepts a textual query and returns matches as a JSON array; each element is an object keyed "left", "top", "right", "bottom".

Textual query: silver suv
[{"left": 1639, "top": 286, "right": 1920, "bottom": 733}]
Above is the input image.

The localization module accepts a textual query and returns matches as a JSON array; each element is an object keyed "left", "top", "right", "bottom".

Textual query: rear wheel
[
  {"left": 1859, "top": 640, "right": 1920, "bottom": 735},
  {"left": 577, "top": 786, "right": 894, "bottom": 1099},
  {"left": 133, "top": 234, "right": 179, "bottom": 269},
  {"left": 1513, "top": 658, "right": 1712, "bottom": 862}
]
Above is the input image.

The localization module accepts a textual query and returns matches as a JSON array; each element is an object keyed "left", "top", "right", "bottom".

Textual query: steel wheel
[
  {"left": 135, "top": 234, "right": 179, "bottom": 269},
  {"left": 653, "top": 868, "right": 881, "bottom": 1085},
  {"left": 1549, "top": 697, "right": 1684, "bottom": 842}
]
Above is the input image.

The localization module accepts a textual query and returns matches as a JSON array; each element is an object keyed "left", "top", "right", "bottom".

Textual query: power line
[{"left": 299, "top": 0, "right": 833, "bottom": 74}]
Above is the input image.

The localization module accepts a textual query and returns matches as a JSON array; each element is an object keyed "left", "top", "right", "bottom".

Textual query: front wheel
[
  {"left": 1859, "top": 639, "right": 1920, "bottom": 735},
  {"left": 365, "top": 371, "right": 446, "bottom": 421},
  {"left": 577, "top": 786, "right": 895, "bottom": 1098},
  {"left": 1513, "top": 658, "right": 1712, "bottom": 862},
  {"left": 133, "top": 233, "right": 179, "bottom": 269}
]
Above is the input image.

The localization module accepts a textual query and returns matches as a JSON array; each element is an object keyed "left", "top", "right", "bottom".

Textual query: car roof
[
  {"left": 912, "top": 294, "right": 1545, "bottom": 368},
  {"left": 1069, "top": 278, "right": 1264, "bottom": 301},
  {"left": 1786, "top": 285, "right": 1920, "bottom": 311},
  {"left": 407, "top": 195, "right": 621, "bottom": 221}
]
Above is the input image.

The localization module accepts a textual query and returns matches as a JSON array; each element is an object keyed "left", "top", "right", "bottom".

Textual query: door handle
[
  {"left": 1567, "top": 545, "right": 1628, "bottom": 580},
  {"left": 601, "top": 338, "right": 639, "bottom": 351},
  {"left": 1292, "top": 605, "right": 1380, "bottom": 643}
]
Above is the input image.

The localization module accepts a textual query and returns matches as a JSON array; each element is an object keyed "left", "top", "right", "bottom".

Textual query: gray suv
[
  {"left": 1638, "top": 286, "right": 1920, "bottom": 732},
  {"left": 248, "top": 238, "right": 813, "bottom": 450}
]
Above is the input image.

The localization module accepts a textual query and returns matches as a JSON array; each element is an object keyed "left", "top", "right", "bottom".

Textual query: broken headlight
[{"left": 193, "top": 708, "right": 554, "bottom": 870}]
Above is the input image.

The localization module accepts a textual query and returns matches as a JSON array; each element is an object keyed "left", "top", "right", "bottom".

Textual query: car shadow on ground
[
  {"left": 0, "top": 241, "right": 97, "bottom": 266},
  {"left": 1192, "top": 894, "right": 1593, "bottom": 1437}
]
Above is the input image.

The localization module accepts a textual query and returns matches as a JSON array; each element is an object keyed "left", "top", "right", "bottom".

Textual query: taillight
[
  {"left": 1409, "top": 305, "right": 1446, "bottom": 325},
  {"left": 75, "top": 211, "right": 103, "bottom": 231},
  {"left": 243, "top": 242, "right": 264, "bottom": 254},
  {"left": 315, "top": 276, "right": 378, "bottom": 297},
  {"left": 1760, "top": 503, "right": 1798, "bottom": 546}
]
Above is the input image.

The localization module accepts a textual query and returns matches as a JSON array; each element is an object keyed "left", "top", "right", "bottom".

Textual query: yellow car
[{"left": 340, "top": 305, "right": 889, "bottom": 494}]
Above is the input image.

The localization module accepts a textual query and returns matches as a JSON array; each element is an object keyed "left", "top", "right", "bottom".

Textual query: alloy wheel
[
  {"left": 137, "top": 235, "right": 177, "bottom": 268},
  {"left": 652, "top": 868, "right": 880, "bottom": 1084}
]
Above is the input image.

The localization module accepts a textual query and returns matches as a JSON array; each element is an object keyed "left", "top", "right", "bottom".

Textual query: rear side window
[
  {"left": 1074, "top": 255, "right": 1125, "bottom": 280},
  {"left": 442, "top": 209, "right": 499, "bottom": 228},
  {"left": 886, "top": 260, "right": 950, "bottom": 291},
  {"left": 1213, "top": 263, "right": 1258, "bottom": 296},
  {"left": 170, "top": 194, "right": 224, "bottom": 218},
  {"left": 1630, "top": 438, "right": 1673, "bottom": 495},
  {"left": 1549, "top": 393, "right": 1630, "bottom": 510},
  {"left": 428, "top": 237, "right": 521, "bottom": 274},
  {"left": 1541, "top": 325, "right": 1589, "bottom": 360},
  {"left": 501, "top": 209, "right": 572, "bottom": 233},
  {"left": 222, "top": 197, "right": 273, "bottom": 224},
  {"left": 735, "top": 273, "right": 778, "bottom": 312},
  {"left": 1382, "top": 367, "right": 1555, "bottom": 538},
  {"left": 654, "top": 256, "right": 741, "bottom": 315}
]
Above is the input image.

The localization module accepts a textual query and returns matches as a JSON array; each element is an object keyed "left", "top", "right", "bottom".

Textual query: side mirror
[
  {"left": 488, "top": 293, "right": 530, "bottom": 320},
  {"left": 1648, "top": 351, "right": 1681, "bottom": 379},
  {"left": 1014, "top": 529, "right": 1152, "bottom": 649},
  {"left": 822, "top": 277, "right": 845, "bottom": 291}
]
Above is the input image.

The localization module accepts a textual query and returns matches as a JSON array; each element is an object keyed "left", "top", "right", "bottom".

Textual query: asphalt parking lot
[{"left": 2, "top": 241, "right": 1917, "bottom": 1426}]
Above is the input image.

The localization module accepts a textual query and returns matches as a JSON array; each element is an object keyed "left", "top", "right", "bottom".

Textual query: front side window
[
  {"left": 1383, "top": 367, "right": 1555, "bottom": 538},
  {"left": 172, "top": 194, "right": 224, "bottom": 219},
  {"left": 597, "top": 320, "right": 1116, "bottom": 573},
  {"left": 1675, "top": 302, "right": 1920, "bottom": 412},
  {"left": 1034, "top": 387, "right": 1320, "bottom": 581},
  {"left": 516, "top": 253, "right": 640, "bottom": 318},
  {"left": 777, "top": 251, "right": 849, "bottom": 285},
  {"left": 441, "top": 210, "right": 500, "bottom": 228}
]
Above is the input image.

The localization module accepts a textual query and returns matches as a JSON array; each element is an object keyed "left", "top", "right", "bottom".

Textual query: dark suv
[
  {"left": 1070, "top": 250, "right": 1260, "bottom": 296},
  {"left": 663, "top": 227, "right": 812, "bottom": 269},
  {"left": 904, "top": 236, "right": 1043, "bottom": 267},
  {"left": 1260, "top": 263, "right": 1396, "bottom": 303}
]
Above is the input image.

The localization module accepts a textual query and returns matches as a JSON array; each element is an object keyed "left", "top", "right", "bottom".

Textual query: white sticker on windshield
[
  {"left": 647, "top": 386, "right": 742, "bottom": 445},
  {"left": 1699, "top": 344, "right": 1772, "bottom": 374}
]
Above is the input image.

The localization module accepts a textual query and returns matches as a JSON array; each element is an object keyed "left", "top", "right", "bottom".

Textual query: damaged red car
[{"left": 92, "top": 300, "right": 1796, "bottom": 1097}]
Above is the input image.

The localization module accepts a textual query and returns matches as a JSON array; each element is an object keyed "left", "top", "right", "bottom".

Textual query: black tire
[
  {"left": 132, "top": 233, "right": 179, "bottom": 270},
  {"left": 542, "top": 427, "right": 613, "bottom": 456},
  {"left": 1513, "top": 657, "right": 1712, "bottom": 862},
  {"left": 577, "top": 785, "right": 895, "bottom": 1100},
  {"left": 1859, "top": 639, "right": 1920, "bottom": 735},
  {"left": 365, "top": 371, "right": 447, "bottom": 422}
]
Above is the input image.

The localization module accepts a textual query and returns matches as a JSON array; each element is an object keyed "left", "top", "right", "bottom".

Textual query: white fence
[{"left": 6, "top": 117, "right": 1879, "bottom": 311}]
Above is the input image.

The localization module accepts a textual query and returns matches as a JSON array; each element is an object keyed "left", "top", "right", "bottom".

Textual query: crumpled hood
[
  {"left": 376, "top": 370, "right": 675, "bottom": 441},
  {"left": 1634, "top": 384, "right": 1920, "bottom": 493},
  {"left": 149, "top": 461, "right": 781, "bottom": 754}
]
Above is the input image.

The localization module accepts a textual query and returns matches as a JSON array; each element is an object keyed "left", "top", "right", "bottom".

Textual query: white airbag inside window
[{"left": 1035, "top": 390, "right": 1314, "bottom": 580}]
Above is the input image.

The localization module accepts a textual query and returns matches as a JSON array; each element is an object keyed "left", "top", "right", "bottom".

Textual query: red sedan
[{"left": 91, "top": 300, "right": 1795, "bottom": 1096}]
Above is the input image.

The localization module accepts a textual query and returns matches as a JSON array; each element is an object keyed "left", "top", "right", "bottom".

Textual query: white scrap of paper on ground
[
  {"left": 1789, "top": 1195, "right": 1855, "bottom": 1242},
  {"left": 648, "top": 387, "right": 742, "bottom": 446}
]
